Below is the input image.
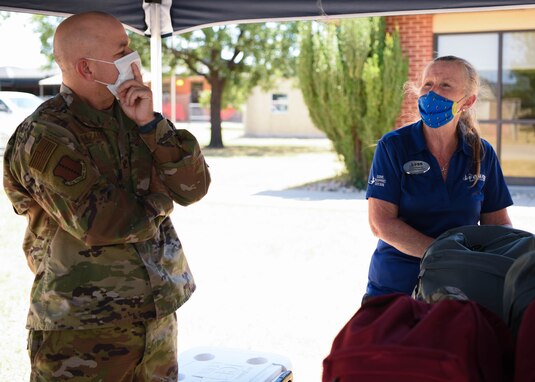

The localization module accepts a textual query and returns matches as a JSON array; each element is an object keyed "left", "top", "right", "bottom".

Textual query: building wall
[
  {"left": 389, "top": 9, "right": 535, "bottom": 183},
  {"left": 162, "top": 75, "right": 209, "bottom": 121},
  {"left": 162, "top": 75, "right": 241, "bottom": 122},
  {"left": 386, "top": 9, "right": 535, "bottom": 128},
  {"left": 434, "top": 9, "right": 535, "bottom": 33},
  {"left": 386, "top": 15, "right": 434, "bottom": 127},
  {"left": 244, "top": 79, "right": 324, "bottom": 137}
]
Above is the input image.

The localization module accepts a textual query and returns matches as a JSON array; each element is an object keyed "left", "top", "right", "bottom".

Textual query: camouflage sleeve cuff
[
  {"left": 144, "top": 192, "right": 174, "bottom": 218},
  {"left": 138, "top": 118, "right": 185, "bottom": 164},
  {"left": 139, "top": 113, "right": 164, "bottom": 134}
]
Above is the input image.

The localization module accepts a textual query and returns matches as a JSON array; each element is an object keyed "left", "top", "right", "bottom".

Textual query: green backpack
[{"left": 414, "top": 225, "right": 535, "bottom": 322}]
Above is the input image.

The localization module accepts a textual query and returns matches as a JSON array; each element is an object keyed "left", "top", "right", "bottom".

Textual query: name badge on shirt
[{"left": 403, "top": 160, "right": 430, "bottom": 175}]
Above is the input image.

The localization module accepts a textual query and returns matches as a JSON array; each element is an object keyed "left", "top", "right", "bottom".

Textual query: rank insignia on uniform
[{"left": 53, "top": 156, "right": 87, "bottom": 185}]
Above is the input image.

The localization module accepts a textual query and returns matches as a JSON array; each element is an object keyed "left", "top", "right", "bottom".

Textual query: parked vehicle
[{"left": 0, "top": 91, "right": 44, "bottom": 152}]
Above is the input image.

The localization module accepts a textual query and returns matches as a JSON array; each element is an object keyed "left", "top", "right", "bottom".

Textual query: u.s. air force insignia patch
[
  {"left": 28, "top": 135, "right": 97, "bottom": 202},
  {"left": 53, "top": 155, "right": 87, "bottom": 185},
  {"left": 29, "top": 137, "right": 87, "bottom": 186}
]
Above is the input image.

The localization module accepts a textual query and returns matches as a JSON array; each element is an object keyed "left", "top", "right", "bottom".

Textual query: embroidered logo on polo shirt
[
  {"left": 463, "top": 173, "right": 486, "bottom": 183},
  {"left": 369, "top": 175, "right": 386, "bottom": 187},
  {"left": 53, "top": 156, "right": 87, "bottom": 185}
]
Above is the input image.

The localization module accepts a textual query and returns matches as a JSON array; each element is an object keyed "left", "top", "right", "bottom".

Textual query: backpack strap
[{"left": 503, "top": 250, "right": 535, "bottom": 338}]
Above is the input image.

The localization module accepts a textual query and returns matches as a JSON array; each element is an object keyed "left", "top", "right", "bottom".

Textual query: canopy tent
[
  {"left": 1, "top": 0, "right": 535, "bottom": 110},
  {"left": 2, "top": 1, "right": 535, "bottom": 36}
]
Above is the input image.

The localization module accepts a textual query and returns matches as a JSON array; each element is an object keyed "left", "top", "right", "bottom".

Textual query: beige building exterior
[
  {"left": 433, "top": 9, "right": 535, "bottom": 33},
  {"left": 244, "top": 79, "right": 324, "bottom": 138}
]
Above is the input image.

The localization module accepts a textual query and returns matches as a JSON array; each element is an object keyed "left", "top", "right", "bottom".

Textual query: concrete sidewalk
[{"left": 173, "top": 158, "right": 370, "bottom": 382}]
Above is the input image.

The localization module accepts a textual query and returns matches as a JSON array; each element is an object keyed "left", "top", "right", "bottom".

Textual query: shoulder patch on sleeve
[
  {"left": 53, "top": 156, "right": 87, "bottom": 185},
  {"left": 29, "top": 137, "right": 58, "bottom": 173},
  {"left": 28, "top": 138, "right": 100, "bottom": 203}
]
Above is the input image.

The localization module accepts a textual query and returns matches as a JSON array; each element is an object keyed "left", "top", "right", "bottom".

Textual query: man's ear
[{"left": 75, "top": 59, "right": 93, "bottom": 80}]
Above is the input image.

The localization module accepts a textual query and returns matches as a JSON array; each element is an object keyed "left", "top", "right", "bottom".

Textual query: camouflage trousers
[{"left": 27, "top": 313, "right": 178, "bottom": 382}]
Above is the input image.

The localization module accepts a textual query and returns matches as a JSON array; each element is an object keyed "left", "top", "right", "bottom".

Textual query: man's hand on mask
[{"left": 117, "top": 63, "right": 155, "bottom": 126}]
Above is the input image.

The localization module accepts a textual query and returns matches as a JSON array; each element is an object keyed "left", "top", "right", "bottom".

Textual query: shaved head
[
  {"left": 54, "top": 12, "right": 125, "bottom": 72},
  {"left": 53, "top": 11, "right": 131, "bottom": 108}
]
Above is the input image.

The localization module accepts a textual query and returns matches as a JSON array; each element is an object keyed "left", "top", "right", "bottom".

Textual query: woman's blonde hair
[{"left": 405, "top": 55, "right": 484, "bottom": 184}]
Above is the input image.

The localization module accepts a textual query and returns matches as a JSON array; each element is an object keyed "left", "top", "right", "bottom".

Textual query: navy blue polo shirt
[{"left": 365, "top": 120, "right": 513, "bottom": 296}]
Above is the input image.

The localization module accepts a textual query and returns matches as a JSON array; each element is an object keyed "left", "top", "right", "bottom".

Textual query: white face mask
[{"left": 86, "top": 51, "right": 142, "bottom": 98}]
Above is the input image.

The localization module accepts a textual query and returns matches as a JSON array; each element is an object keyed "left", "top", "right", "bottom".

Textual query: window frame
[{"left": 435, "top": 29, "right": 535, "bottom": 185}]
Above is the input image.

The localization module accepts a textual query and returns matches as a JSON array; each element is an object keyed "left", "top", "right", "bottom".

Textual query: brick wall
[{"left": 386, "top": 15, "right": 434, "bottom": 127}]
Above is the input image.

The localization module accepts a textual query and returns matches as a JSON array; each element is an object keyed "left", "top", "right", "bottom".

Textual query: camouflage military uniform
[
  {"left": 3, "top": 85, "right": 210, "bottom": 380},
  {"left": 28, "top": 313, "right": 178, "bottom": 381}
]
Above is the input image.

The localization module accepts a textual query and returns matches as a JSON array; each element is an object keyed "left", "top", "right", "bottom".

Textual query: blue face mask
[{"left": 418, "top": 91, "right": 465, "bottom": 128}]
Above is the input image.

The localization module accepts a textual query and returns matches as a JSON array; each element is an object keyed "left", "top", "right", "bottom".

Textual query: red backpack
[{"left": 322, "top": 293, "right": 514, "bottom": 382}]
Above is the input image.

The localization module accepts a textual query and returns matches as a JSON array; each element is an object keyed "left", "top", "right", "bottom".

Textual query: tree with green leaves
[
  {"left": 297, "top": 18, "right": 408, "bottom": 188},
  {"left": 31, "top": 16, "right": 299, "bottom": 148},
  {"left": 168, "top": 23, "right": 298, "bottom": 147}
]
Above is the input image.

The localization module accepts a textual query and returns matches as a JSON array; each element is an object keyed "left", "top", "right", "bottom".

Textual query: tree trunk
[{"left": 208, "top": 77, "right": 225, "bottom": 148}]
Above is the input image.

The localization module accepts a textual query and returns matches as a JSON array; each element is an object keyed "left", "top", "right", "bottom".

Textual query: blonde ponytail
[
  {"left": 434, "top": 56, "right": 483, "bottom": 187},
  {"left": 459, "top": 112, "right": 484, "bottom": 186}
]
